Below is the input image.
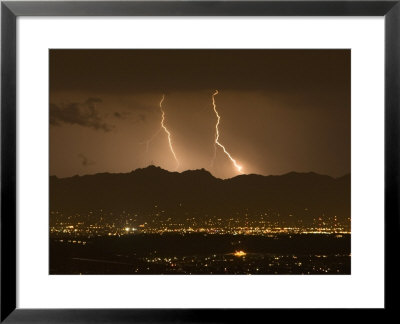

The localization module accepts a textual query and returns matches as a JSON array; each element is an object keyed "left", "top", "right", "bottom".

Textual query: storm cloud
[
  {"left": 50, "top": 49, "right": 350, "bottom": 104},
  {"left": 50, "top": 98, "right": 113, "bottom": 132}
]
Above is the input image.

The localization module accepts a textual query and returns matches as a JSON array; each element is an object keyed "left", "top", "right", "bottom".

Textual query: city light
[{"left": 234, "top": 250, "right": 247, "bottom": 257}]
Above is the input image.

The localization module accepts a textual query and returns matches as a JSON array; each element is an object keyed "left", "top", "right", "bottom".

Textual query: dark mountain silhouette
[{"left": 50, "top": 166, "right": 350, "bottom": 225}]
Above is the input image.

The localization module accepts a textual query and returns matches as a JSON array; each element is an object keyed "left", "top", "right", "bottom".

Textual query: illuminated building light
[{"left": 234, "top": 250, "right": 247, "bottom": 257}]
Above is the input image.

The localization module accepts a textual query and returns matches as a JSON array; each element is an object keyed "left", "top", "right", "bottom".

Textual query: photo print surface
[{"left": 49, "top": 49, "right": 351, "bottom": 274}]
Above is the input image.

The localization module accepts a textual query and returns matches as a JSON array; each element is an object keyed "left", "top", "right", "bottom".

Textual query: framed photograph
[{"left": 1, "top": 0, "right": 398, "bottom": 321}]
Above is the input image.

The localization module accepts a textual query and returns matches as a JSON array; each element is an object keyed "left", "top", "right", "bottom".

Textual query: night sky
[{"left": 50, "top": 49, "right": 350, "bottom": 179}]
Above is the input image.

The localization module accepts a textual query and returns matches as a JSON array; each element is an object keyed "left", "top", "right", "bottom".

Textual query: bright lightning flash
[
  {"left": 160, "top": 95, "right": 180, "bottom": 170},
  {"left": 211, "top": 90, "right": 243, "bottom": 174}
]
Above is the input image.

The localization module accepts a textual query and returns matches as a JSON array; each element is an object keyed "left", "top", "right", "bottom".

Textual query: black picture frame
[{"left": 1, "top": 0, "right": 399, "bottom": 322}]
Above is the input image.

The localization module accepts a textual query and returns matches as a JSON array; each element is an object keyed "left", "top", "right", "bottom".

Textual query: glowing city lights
[{"left": 234, "top": 250, "right": 247, "bottom": 257}]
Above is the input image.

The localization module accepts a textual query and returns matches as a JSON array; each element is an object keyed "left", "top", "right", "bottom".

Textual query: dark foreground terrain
[{"left": 50, "top": 233, "right": 350, "bottom": 275}]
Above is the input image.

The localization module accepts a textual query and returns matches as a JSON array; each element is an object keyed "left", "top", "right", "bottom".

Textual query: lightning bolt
[
  {"left": 160, "top": 94, "right": 180, "bottom": 170},
  {"left": 211, "top": 90, "right": 243, "bottom": 174},
  {"left": 143, "top": 127, "right": 162, "bottom": 154}
]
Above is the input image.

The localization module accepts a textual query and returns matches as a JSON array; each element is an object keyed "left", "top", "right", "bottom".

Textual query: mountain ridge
[
  {"left": 50, "top": 165, "right": 350, "bottom": 226},
  {"left": 50, "top": 164, "right": 349, "bottom": 181}
]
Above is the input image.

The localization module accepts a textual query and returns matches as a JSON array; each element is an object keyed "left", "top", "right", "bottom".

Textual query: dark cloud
[
  {"left": 50, "top": 49, "right": 350, "bottom": 104},
  {"left": 50, "top": 98, "right": 113, "bottom": 132},
  {"left": 113, "top": 111, "right": 146, "bottom": 124},
  {"left": 113, "top": 111, "right": 133, "bottom": 119},
  {"left": 78, "top": 154, "right": 95, "bottom": 167}
]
